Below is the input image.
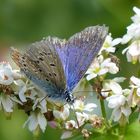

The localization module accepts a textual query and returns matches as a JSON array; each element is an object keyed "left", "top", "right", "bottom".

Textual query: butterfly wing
[
  {"left": 11, "top": 25, "right": 108, "bottom": 102},
  {"left": 64, "top": 26, "right": 108, "bottom": 91},
  {"left": 11, "top": 39, "right": 67, "bottom": 101}
]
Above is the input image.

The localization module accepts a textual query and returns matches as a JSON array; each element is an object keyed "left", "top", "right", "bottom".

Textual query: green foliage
[{"left": 0, "top": 0, "right": 139, "bottom": 44}]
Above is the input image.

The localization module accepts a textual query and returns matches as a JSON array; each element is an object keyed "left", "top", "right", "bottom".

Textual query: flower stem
[
  {"left": 100, "top": 98, "right": 107, "bottom": 119},
  {"left": 118, "top": 116, "right": 127, "bottom": 140},
  {"left": 99, "top": 98, "right": 111, "bottom": 130}
]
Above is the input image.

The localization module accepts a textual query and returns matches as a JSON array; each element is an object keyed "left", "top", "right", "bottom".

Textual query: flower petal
[
  {"left": 130, "top": 76, "right": 140, "bottom": 86},
  {"left": 121, "top": 105, "right": 131, "bottom": 117},
  {"left": 84, "top": 103, "right": 97, "bottom": 112},
  {"left": 27, "top": 113, "right": 38, "bottom": 131},
  {"left": 37, "top": 113, "right": 47, "bottom": 132},
  {"left": 112, "top": 38, "right": 122, "bottom": 46},
  {"left": 86, "top": 73, "right": 97, "bottom": 81},
  {"left": 110, "top": 81, "right": 122, "bottom": 95},
  {"left": 112, "top": 108, "right": 121, "bottom": 121},
  {"left": 1, "top": 95, "right": 13, "bottom": 112},
  {"left": 61, "top": 131, "right": 73, "bottom": 139},
  {"left": 19, "top": 85, "right": 27, "bottom": 102}
]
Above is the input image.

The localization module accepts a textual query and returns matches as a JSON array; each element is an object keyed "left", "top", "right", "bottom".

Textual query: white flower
[
  {"left": 122, "top": 24, "right": 140, "bottom": 44},
  {"left": 112, "top": 104, "right": 131, "bottom": 122},
  {"left": 131, "top": 7, "right": 140, "bottom": 24},
  {"left": 106, "top": 94, "right": 126, "bottom": 109},
  {"left": 14, "top": 80, "right": 37, "bottom": 102},
  {"left": 73, "top": 99, "right": 97, "bottom": 112},
  {"left": 0, "top": 62, "right": 14, "bottom": 85},
  {"left": 104, "top": 78, "right": 131, "bottom": 121},
  {"left": 0, "top": 93, "right": 13, "bottom": 112},
  {"left": 101, "top": 33, "right": 121, "bottom": 53},
  {"left": 103, "top": 77, "right": 131, "bottom": 121},
  {"left": 101, "top": 58, "right": 119, "bottom": 74},
  {"left": 122, "top": 40, "right": 140, "bottom": 63},
  {"left": 121, "top": 7, "right": 140, "bottom": 44},
  {"left": 130, "top": 76, "right": 140, "bottom": 89},
  {"left": 53, "top": 104, "right": 70, "bottom": 121},
  {"left": 121, "top": 7, "right": 140, "bottom": 63},
  {"left": 106, "top": 93, "right": 131, "bottom": 122},
  {"left": 65, "top": 120, "right": 76, "bottom": 130},
  {"left": 128, "top": 76, "right": 140, "bottom": 106},
  {"left": 86, "top": 55, "right": 119, "bottom": 80},
  {"left": 76, "top": 112, "right": 89, "bottom": 127},
  {"left": 101, "top": 77, "right": 125, "bottom": 97},
  {"left": 24, "top": 112, "right": 47, "bottom": 132},
  {"left": 130, "top": 76, "right": 140, "bottom": 98}
]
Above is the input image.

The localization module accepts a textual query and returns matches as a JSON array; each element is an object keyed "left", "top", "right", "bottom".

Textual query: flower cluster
[
  {"left": 85, "top": 6, "right": 140, "bottom": 139},
  {"left": 86, "top": 33, "right": 132, "bottom": 123},
  {"left": 0, "top": 61, "right": 104, "bottom": 139},
  {"left": 86, "top": 55, "right": 119, "bottom": 81},
  {"left": 102, "top": 78, "right": 131, "bottom": 122},
  {"left": 0, "top": 62, "right": 22, "bottom": 114},
  {"left": 53, "top": 99, "right": 102, "bottom": 139},
  {"left": 121, "top": 7, "right": 140, "bottom": 64}
]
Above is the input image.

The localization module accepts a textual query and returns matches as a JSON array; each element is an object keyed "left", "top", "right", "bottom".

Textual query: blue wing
[{"left": 54, "top": 26, "right": 108, "bottom": 91}]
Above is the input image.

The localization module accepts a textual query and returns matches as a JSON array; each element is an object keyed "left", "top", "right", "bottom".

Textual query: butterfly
[{"left": 11, "top": 25, "right": 108, "bottom": 104}]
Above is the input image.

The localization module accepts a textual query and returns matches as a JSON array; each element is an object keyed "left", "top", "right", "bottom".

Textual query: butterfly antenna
[
  {"left": 73, "top": 90, "right": 94, "bottom": 94},
  {"left": 39, "top": 95, "right": 48, "bottom": 103},
  {"left": 32, "top": 95, "right": 48, "bottom": 110},
  {"left": 73, "top": 90, "right": 112, "bottom": 95},
  {"left": 39, "top": 95, "right": 63, "bottom": 108}
]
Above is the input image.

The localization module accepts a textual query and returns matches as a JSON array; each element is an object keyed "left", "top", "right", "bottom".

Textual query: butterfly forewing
[{"left": 55, "top": 26, "right": 108, "bottom": 91}]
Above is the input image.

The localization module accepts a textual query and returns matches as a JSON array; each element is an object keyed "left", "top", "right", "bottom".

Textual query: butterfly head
[{"left": 64, "top": 90, "right": 75, "bottom": 104}]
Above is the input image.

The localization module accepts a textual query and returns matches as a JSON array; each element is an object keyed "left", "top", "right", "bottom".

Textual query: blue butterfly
[{"left": 11, "top": 26, "right": 108, "bottom": 104}]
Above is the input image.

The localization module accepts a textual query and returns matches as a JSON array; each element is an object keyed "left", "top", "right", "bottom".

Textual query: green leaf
[{"left": 125, "top": 120, "right": 140, "bottom": 140}]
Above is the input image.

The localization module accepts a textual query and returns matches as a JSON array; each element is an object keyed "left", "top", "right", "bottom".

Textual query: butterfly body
[{"left": 11, "top": 26, "right": 108, "bottom": 104}]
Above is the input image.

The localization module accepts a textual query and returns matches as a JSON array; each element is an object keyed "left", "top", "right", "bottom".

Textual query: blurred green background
[{"left": 0, "top": 0, "right": 140, "bottom": 140}]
